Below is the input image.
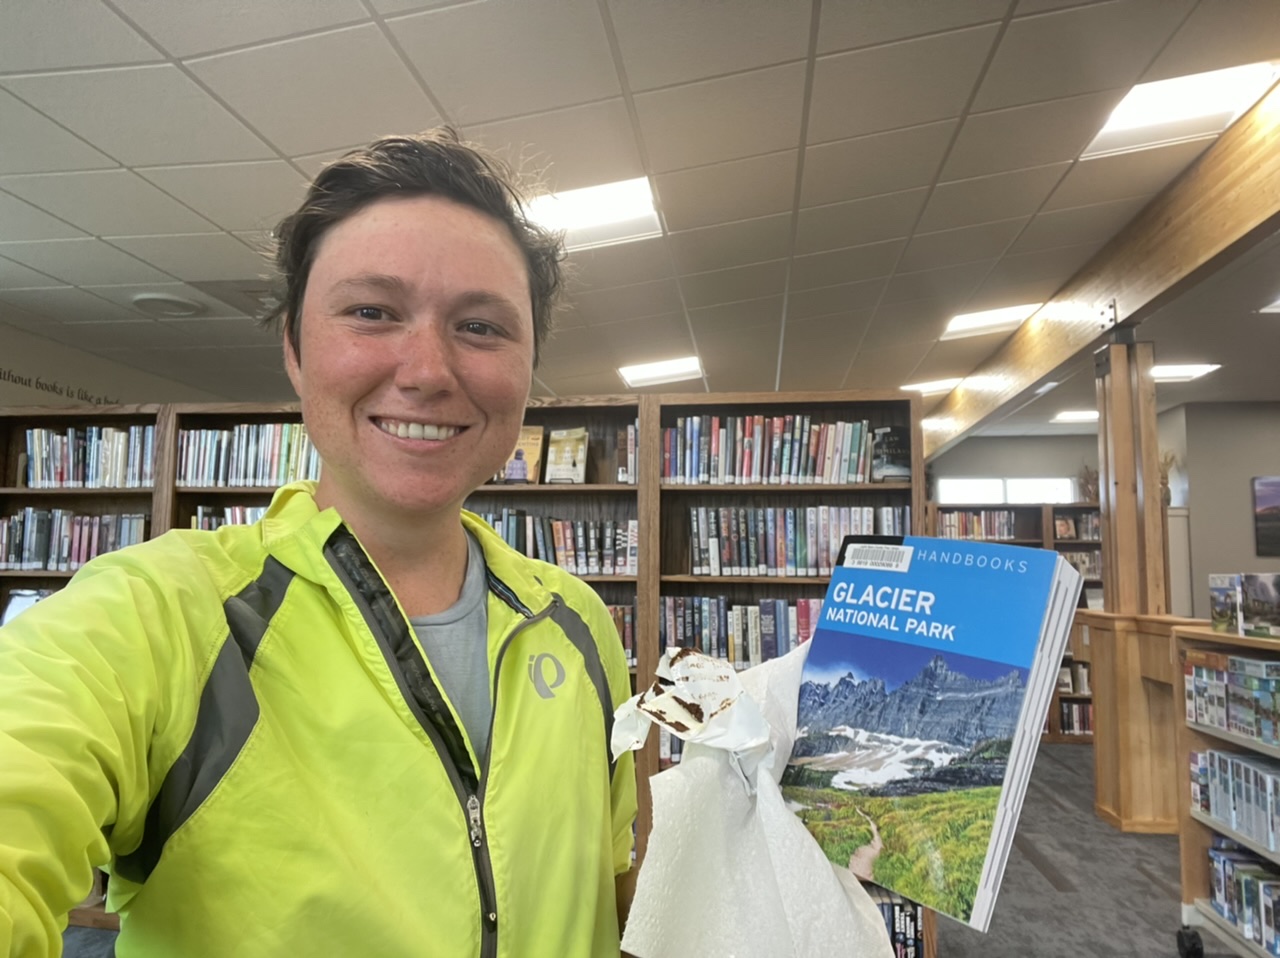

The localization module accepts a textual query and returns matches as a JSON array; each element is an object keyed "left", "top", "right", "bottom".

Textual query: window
[{"left": 937, "top": 477, "right": 1076, "bottom": 505}]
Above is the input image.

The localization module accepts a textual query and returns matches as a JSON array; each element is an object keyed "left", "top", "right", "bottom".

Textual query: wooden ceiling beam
[{"left": 923, "top": 79, "right": 1280, "bottom": 459}]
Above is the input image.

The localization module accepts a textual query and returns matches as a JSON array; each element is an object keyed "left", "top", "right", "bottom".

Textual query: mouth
[{"left": 372, "top": 417, "right": 466, "bottom": 441}]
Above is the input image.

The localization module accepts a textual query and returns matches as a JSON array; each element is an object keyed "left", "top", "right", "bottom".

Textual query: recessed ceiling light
[
  {"left": 901, "top": 378, "right": 962, "bottom": 395},
  {"left": 1150, "top": 363, "right": 1220, "bottom": 382},
  {"left": 1034, "top": 381, "right": 1060, "bottom": 397},
  {"left": 1083, "top": 61, "right": 1280, "bottom": 158},
  {"left": 941, "top": 303, "right": 1042, "bottom": 340},
  {"left": 1052, "top": 409, "right": 1100, "bottom": 423},
  {"left": 130, "top": 293, "right": 205, "bottom": 318},
  {"left": 526, "top": 177, "right": 661, "bottom": 252},
  {"left": 1260, "top": 296, "right": 1280, "bottom": 314},
  {"left": 618, "top": 355, "right": 702, "bottom": 388}
]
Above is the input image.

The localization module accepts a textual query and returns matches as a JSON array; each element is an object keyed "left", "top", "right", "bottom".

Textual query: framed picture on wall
[{"left": 1252, "top": 477, "right": 1280, "bottom": 556}]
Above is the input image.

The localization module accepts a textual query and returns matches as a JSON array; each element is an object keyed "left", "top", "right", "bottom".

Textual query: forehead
[{"left": 310, "top": 194, "right": 530, "bottom": 301}]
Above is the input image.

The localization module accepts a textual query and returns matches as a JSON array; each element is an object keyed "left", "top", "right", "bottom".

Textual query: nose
[{"left": 393, "top": 318, "right": 460, "bottom": 395}]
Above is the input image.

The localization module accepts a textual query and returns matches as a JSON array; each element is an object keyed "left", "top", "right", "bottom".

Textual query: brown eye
[{"left": 355, "top": 306, "right": 386, "bottom": 321}]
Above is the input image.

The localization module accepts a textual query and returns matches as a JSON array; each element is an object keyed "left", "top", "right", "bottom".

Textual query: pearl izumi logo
[{"left": 528, "top": 652, "right": 566, "bottom": 699}]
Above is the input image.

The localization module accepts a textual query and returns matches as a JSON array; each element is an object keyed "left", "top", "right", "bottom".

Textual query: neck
[{"left": 314, "top": 480, "right": 471, "bottom": 618}]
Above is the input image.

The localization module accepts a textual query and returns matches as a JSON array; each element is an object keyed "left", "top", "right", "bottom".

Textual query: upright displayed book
[
  {"left": 1209, "top": 573, "right": 1243, "bottom": 633},
  {"left": 781, "top": 535, "right": 1081, "bottom": 930},
  {"left": 496, "top": 425, "right": 544, "bottom": 484},
  {"left": 870, "top": 425, "right": 911, "bottom": 482},
  {"left": 544, "top": 426, "right": 588, "bottom": 484}
]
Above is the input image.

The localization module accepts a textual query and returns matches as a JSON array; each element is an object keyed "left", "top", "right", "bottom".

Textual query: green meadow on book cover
[{"left": 781, "top": 536, "right": 1082, "bottom": 931}]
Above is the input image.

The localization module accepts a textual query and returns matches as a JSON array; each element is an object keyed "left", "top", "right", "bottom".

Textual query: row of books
[
  {"left": 1205, "top": 838, "right": 1280, "bottom": 952},
  {"left": 1192, "top": 749, "right": 1280, "bottom": 852},
  {"left": 1056, "top": 700, "right": 1093, "bottom": 735},
  {"left": 686, "top": 505, "right": 910, "bottom": 578},
  {"left": 1, "top": 508, "right": 147, "bottom": 571},
  {"left": 658, "top": 595, "right": 823, "bottom": 668},
  {"left": 606, "top": 603, "right": 636, "bottom": 668},
  {"left": 661, "top": 414, "right": 910, "bottom": 486},
  {"left": 177, "top": 423, "right": 321, "bottom": 488},
  {"left": 491, "top": 422, "right": 639, "bottom": 486},
  {"left": 1053, "top": 512, "right": 1100, "bottom": 540},
  {"left": 471, "top": 511, "right": 639, "bottom": 577},
  {"left": 1055, "top": 661, "right": 1091, "bottom": 695},
  {"left": 863, "top": 883, "right": 927, "bottom": 958},
  {"left": 1059, "top": 550, "right": 1101, "bottom": 579},
  {"left": 1184, "top": 647, "right": 1280, "bottom": 746},
  {"left": 22, "top": 425, "right": 155, "bottom": 489},
  {"left": 1211, "top": 572, "right": 1280, "bottom": 638},
  {"left": 937, "top": 509, "right": 1024, "bottom": 541},
  {"left": 190, "top": 505, "right": 268, "bottom": 530}
]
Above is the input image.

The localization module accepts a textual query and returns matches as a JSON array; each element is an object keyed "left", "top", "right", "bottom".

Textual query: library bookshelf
[
  {"left": 1173, "top": 625, "right": 1280, "bottom": 957},
  {"left": 927, "top": 501, "right": 1101, "bottom": 743},
  {"left": 2, "top": 390, "right": 931, "bottom": 948}
]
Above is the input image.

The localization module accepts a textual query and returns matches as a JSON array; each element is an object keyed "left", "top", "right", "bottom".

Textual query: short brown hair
[{"left": 266, "top": 128, "right": 563, "bottom": 362}]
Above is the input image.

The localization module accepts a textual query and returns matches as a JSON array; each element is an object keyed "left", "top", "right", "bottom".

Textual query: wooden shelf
[
  {"left": 1057, "top": 691, "right": 1093, "bottom": 700},
  {"left": 1188, "top": 807, "right": 1280, "bottom": 869},
  {"left": 1041, "top": 732, "right": 1093, "bottom": 744},
  {"left": 939, "top": 537, "right": 1043, "bottom": 545},
  {"left": 0, "top": 486, "right": 152, "bottom": 495},
  {"left": 1177, "top": 625, "right": 1280, "bottom": 651},
  {"left": 68, "top": 904, "right": 119, "bottom": 931},
  {"left": 1186, "top": 720, "right": 1280, "bottom": 761},
  {"left": 661, "top": 574, "right": 830, "bottom": 585},
  {"left": 1191, "top": 899, "right": 1269, "bottom": 958},
  {"left": 176, "top": 486, "right": 280, "bottom": 495},
  {"left": 659, "top": 482, "right": 912, "bottom": 493},
  {"left": 1054, "top": 539, "right": 1102, "bottom": 545},
  {"left": 0, "top": 569, "right": 76, "bottom": 579},
  {"left": 577, "top": 575, "right": 637, "bottom": 583},
  {"left": 470, "top": 483, "right": 637, "bottom": 494}
]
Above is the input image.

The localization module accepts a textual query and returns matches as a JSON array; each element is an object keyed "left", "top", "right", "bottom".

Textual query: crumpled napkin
[{"left": 613, "top": 645, "right": 894, "bottom": 958}]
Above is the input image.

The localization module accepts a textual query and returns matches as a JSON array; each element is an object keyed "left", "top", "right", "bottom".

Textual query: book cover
[
  {"left": 544, "top": 427, "right": 588, "bottom": 484},
  {"left": 1242, "top": 573, "right": 1280, "bottom": 638},
  {"left": 494, "top": 424, "right": 544, "bottom": 484},
  {"left": 871, "top": 425, "right": 911, "bottom": 482},
  {"left": 1209, "top": 573, "right": 1243, "bottom": 634},
  {"left": 781, "top": 535, "right": 1081, "bottom": 930}
]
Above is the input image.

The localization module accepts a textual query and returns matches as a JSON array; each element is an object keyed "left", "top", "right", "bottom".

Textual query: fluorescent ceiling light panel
[
  {"left": 901, "top": 378, "right": 962, "bottom": 395},
  {"left": 1052, "top": 409, "right": 1099, "bottom": 423},
  {"left": 1150, "top": 363, "right": 1220, "bottom": 382},
  {"left": 618, "top": 355, "right": 702, "bottom": 388},
  {"left": 526, "top": 177, "right": 661, "bottom": 251},
  {"left": 1033, "top": 381, "right": 1060, "bottom": 397},
  {"left": 941, "top": 303, "right": 1042, "bottom": 341},
  {"left": 1260, "top": 296, "right": 1280, "bottom": 314},
  {"left": 1083, "top": 61, "right": 1280, "bottom": 158}
]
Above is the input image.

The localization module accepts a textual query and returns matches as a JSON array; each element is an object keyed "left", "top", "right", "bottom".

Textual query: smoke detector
[{"left": 130, "top": 293, "right": 206, "bottom": 318}]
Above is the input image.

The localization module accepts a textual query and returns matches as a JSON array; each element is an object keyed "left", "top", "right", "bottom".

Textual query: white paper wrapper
[{"left": 613, "top": 646, "right": 894, "bottom": 958}]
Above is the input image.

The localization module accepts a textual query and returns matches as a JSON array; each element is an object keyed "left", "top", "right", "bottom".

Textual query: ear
[{"left": 283, "top": 323, "right": 303, "bottom": 397}]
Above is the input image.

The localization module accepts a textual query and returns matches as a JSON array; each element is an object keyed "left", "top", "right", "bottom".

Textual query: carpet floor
[{"left": 63, "top": 743, "right": 1224, "bottom": 957}]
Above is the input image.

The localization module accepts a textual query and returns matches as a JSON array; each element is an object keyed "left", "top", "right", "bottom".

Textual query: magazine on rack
[{"left": 781, "top": 535, "right": 1082, "bottom": 931}]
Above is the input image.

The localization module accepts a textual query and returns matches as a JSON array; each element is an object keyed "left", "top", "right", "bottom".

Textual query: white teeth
[
  {"left": 408, "top": 422, "right": 425, "bottom": 440},
  {"left": 396, "top": 422, "right": 410, "bottom": 438},
  {"left": 379, "top": 419, "right": 459, "bottom": 440}
]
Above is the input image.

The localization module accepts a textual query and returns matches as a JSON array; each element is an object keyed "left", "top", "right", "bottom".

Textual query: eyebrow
[{"left": 325, "top": 274, "right": 528, "bottom": 324}]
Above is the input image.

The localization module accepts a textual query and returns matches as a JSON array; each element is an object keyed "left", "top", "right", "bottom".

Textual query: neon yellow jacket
[{"left": 0, "top": 483, "right": 636, "bottom": 957}]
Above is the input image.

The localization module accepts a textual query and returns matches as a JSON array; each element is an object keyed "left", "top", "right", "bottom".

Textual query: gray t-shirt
[{"left": 410, "top": 532, "right": 491, "bottom": 762}]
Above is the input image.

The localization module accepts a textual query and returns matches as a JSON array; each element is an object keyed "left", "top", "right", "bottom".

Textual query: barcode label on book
[{"left": 843, "top": 544, "right": 913, "bottom": 572}]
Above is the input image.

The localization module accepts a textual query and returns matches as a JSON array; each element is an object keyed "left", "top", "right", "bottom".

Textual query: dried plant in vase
[{"left": 1077, "top": 465, "right": 1099, "bottom": 503}]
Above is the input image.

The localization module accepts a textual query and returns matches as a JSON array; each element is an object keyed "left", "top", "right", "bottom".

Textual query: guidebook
[{"left": 781, "top": 535, "right": 1082, "bottom": 931}]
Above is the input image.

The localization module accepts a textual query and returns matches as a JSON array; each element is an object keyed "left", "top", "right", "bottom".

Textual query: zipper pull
[{"left": 466, "top": 793, "right": 484, "bottom": 847}]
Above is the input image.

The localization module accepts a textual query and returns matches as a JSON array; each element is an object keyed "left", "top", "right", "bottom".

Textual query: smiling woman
[{"left": 0, "top": 131, "right": 637, "bottom": 958}]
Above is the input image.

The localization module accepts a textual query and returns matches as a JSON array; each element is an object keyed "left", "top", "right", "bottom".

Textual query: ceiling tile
[
  {"left": 593, "top": 312, "right": 696, "bottom": 362},
  {"left": 159, "top": 317, "right": 281, "bottom": 348},
  {"left": 919, "top": 162, "right": 1070, "bottom": 231},
  {"left": 909, "top": 335, "right": 1008, "bottom": 382},
  {"left": 137, "top": 161, "right": 308, "bottom": 233},
  {"left": 860, "top": 304, "right": 949, "bottom": 350},
  {"left": 109, "top": 0, "right": 368, "bottom": 58},
  {"left": 881, "top": 260, "right": 996, "bottom": 306},
  {"left": 785, "top": 309, "right": 874, "bottom": 351},
  {"left": 1015, "top": 0, "right": 1111, "bottom": 14},
  {"left": 564, "top": 278, "right": 682, "bottom": 326},
  {"left": 466, "top": 99, "right": 643, "bottom": 194},
  {"left": 370, "top": 0, "right": 477, "bottom": 14},
  {"left": 679, "top": 260, "right": 788, "bottom": 309},
  {"left": 0, "top": 286, "right": 146, "bottom": 324},
  {"left": 668, "top": 213, "right": 792, "bottom": 274},
  {"left": 536, "top": 325, "right": 617, "bottom": 375},
  {"left": 0, "top": 304, "right": 57, "bottom": 334},
  {"left": 33, "top": 319, "right": 192, "bottom": 350},
  {"left": 291, "top": 147, "right": 354, "bottom": 178},
  {"left": 0, "top": 0, "right": 160, "bottom": 71},
  {"left": 609, "top": 0, "right": 811, "bottom": 91},
  {"left": 942, "top": 88, "right": 1126, "bottom": 180},
  {"left": 656, "top": 151, "right": 797, "bottom": 232},
  {"left": 790, "top": 239, "right": 906, "bottom": 291},
  {"left": 973, "top": 0, "right": 1194, "bottom": 111},
  {"left": 541, "top": 370, "right": 634, "bottom": 396},
  {"left": 566, "top": 238, "right": 673, "bottom": 294},
  {"left": 188, "top": 24, "right": 438, "bottom": 157},
  {"left": 800, "top": 120, "right": 956, "bottom": 207},
  {"left": 0, "top": 90, "right": 118, "bottom": 175},
  {"left": 808, "top": 25, "right": 999, "bottom": 143},
  {"left": 818, "top": 0, "right": 1010, "bottom": 54},
  {"left": 704, "top": 351, "right": 778, "bottom": 392},
  {"left": 0, "top": 170, "right": 216, "bottom": 236},
  {"left": 106, "top": 233, "right": 270, "bottom": 282},
  {"left": 0, "top": 254, "right": 64, "bottom": 289},
  {"left": 843, "top": 342, "right": 932, "bottom": 389},
  {"left": 1009, "top": 195, "right": 1148, "bottom": 254},
  {"left": 0, "top": 239, "right": 170, "bottom": 286},
  {"left": 777, "top": 353, "right": 851, "bottom": 393},
  {"left": 3, "top": 65, "right": 275, "bottom": 166},
  {"left": 965, "top": 240, "right": 1102, "bottom": 310},
  {"left": 787, "top": 277, "right": 886, "bottom": 321},
  {"left": 388, "top": 0, "right": 618, "bottom": 124},
  {"left": 81, "top": 282, "right": 249, "bottom": 319},
  {"left": 795, "top": 188, "right": 927, "bottom": 254},
  {"left": 0, "top": 190, "right": 87, "bottom": 242},
  {"left": 1043, "top": 138, "right": 1211, "bottom": 211},
  {"left": 899, "top": 217, "right": 1027, "bottom": 272},
  {"left": 1143, "top": 0, "right": 1280, "bottom": 81},
  {"left": 634, "top": 62, "right": 806, "bottom": 172},
  {"left": 689, "top": 297, "right": 784, "bottom": 335}
]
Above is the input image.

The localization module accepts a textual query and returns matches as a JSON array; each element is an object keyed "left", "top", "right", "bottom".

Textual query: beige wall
[
  {"left": 928, "top": 434, "right": 1099, "bottom": 485},
  {"left": 1183, "top": 402, "right": 1280, "bottom": 619},
  {"left": 0, "top": 323, "right": 217, "bottom": 406}
]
